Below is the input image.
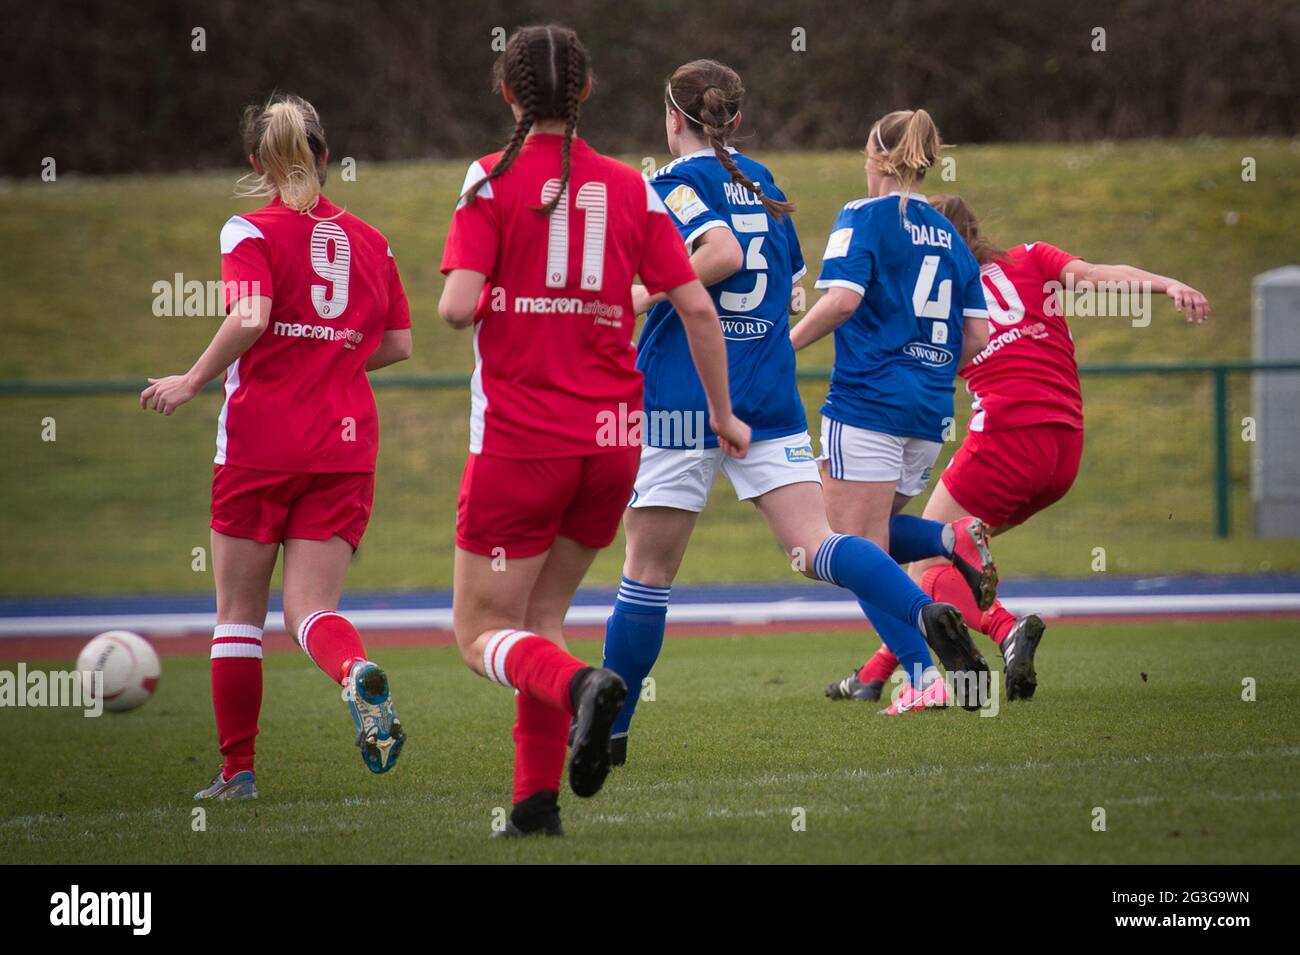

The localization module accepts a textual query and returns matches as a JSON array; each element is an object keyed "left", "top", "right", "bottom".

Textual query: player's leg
[
  {"left": 282, "top": 535, "right": 359, "bottom": 683},
  {"left": 984, "top": 426, "right": 1082, "bottom": 699},
  {"left": 600, "top": 505, "right": 699, "bottom": 762},
  {"left": 198, "top": 464, "right": 285, "bottom": 800},
  {"left": 741, "top": 430, "right": 983, "bottom": 711},
  {"left": 500, "top": 534, "right": 606, "bottom": 836},
  {"left": 815, "top": 421, "right": 988, "bottom": 710},
  {"left": 820, "top": 423, "right": 938, "bottom": 693},
  {"left": 456, "top": 549, "right": 624, "bottom": 753},
  {"left": 280, "top": 473, "right": 403, "bottom": 772},
  {"left": 454, "top": 452, "right": 629, "bottom": 835},
  {"left": 456, "top": 543, "right": 612, "bottom": 837},
  {"left": 281, "top": 534, "right": 404, "bottom": 773},
  {"left": 601, "top": 445, "right": 714, "bottom": 758},
  {"left": 859, "top": 479, "right": 979, "bottom": 692},
  {"left": 199, "top": 528, "right": 277, "bottom": 799},
  {"left": 865, "top": 434, "right": 1012, "bottom": 688},
  {"left": 753, "top": 479, "right": 969, "bottom": 712}
]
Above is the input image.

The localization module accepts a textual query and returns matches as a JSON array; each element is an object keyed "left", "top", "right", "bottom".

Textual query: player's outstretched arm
[
  {"left": 1060, "top": 259, "right": 1210, "bottom": 323},
  {"left": 439, "top": 270, "right": 488, "bottom": 329},
  {"left": 789, "top": 286, "right": 861, "bottom": 352},
  {"left": 667, "top": 278, "right": 751, "bottom": 459},
  {"left": 140, "top": 295, "right": 271, "bottom": 415}
]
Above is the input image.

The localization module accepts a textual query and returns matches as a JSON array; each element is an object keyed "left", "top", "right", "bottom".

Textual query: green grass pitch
[{"left": 4, "top": 620, "right": 1297, "bottom": 864}]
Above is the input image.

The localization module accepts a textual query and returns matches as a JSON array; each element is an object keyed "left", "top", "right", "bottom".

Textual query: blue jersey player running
[
  {"left": 600, "top": 64, "right": 988, "bottom": 765},
  {"left": 792, "top": 109, "right": 996, "bottom": 713}
]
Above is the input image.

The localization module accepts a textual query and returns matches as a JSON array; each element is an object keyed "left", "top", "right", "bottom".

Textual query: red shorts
[
  {"left": 456, "top": 448, "right": 641, "bottom": 559},
  {"left": 941, "top": 424, "right": 1084, "bottom": 528},
  {"left": 211, "top": 465, "right": 375, "bottom": 549}
]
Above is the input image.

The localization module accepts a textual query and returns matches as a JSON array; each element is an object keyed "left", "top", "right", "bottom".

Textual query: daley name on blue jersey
[
  {"left": 815, "top": 193, "right": 986, "bottom": 442},
  {"left": 638, "top": 148, "right": 807, "bottom": 449}
]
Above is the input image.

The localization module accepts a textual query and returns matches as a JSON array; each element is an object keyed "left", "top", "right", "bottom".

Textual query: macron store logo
[{"left": 49, "top": 885, "right": 151, "bottom": 935}]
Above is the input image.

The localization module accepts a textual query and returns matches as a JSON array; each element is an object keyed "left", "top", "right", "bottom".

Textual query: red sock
[
  {"left": 513, "top": 692, "right": 569, "bottom": 803},
  {"left": 484, "top": 630, "right": 585, "bottom": 715},
  {"left": 923, "top": 565, "right": 1017, "bottom": 646},
  {"left": 858, "top": 643, "right": 899, "bottom": 683},
  {"left": 298, "top": 611, "right": 368, "bottom": 685},
  {"left": 981, "top": 604, "right": 1018, "bottom": 646},
  {"left": 210, "top": 624, "right": 264, "bottom": 778},
  {"left": 922, "top": 564, "right": 986, "bottom": 630}
]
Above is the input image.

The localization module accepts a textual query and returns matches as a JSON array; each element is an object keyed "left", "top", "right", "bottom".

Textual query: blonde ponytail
[
  {"left": 235, "top": 94, "right": 327, "bottom": 212},
  {"left": 869, "top": 108, "right": 944, "bottom": 220}
]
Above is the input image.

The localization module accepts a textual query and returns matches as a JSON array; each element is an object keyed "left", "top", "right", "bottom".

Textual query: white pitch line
[{"left": 1, "top": 593, "right": 1299, "bottom": 638}]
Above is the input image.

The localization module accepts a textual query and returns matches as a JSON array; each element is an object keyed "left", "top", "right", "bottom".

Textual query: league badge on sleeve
[
  {"left": 824, "top": 227, "right": 853, "bottom": 260},
  {"left": 663, "top": 184, "right": 709, "bottom": 224}
]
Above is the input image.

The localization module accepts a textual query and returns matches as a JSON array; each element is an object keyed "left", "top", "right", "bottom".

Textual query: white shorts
[
  {"left": 818, "top": 416, "right": 941, "bottom": 497},
  {"left": 630, "top": 432, "right": 821, "bottom": 512}
]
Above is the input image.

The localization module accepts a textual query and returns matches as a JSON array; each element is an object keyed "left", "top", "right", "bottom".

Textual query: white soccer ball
[{"left": 76, "top": 631, "right": 161, "bottom": 713}]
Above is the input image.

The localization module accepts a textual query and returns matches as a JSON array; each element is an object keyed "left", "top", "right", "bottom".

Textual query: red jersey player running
[
  {"left": 141, "top": 95, "right": 414, "bottom": 798},
  {"left": 438, "top": 25, "right": 749, "bottom": 838},
  {"left": 831, "top": 194, "right": 1209, "bottom": 703}
]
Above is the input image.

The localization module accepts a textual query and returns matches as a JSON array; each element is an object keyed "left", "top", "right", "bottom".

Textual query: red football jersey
[
  {"left": 961, "top": 241, "right": 1084, "bottom": 432},
  {"left": 218, "top": 195, "right": 411, "bottom": 472},
  {"left": 440, "top": 134, "right": 698, "bottom": 458}
]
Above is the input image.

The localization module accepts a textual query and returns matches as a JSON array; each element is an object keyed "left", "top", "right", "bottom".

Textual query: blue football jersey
[
  {"left": 815, "top": 193, "right": 987, "bottom": 442},
  {"left": 637, "top": 148, "right": 807, "bottom": 449}
]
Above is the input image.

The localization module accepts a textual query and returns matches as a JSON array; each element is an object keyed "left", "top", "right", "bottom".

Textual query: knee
[
  {"left": 456, "top": 638, "right": 482, "bottom": 672},
  {"left": 522, "top": 610, "right": 565, "bottom": 640},
  {"left": 798, "top": 531, "right": 845, "bottom": 581},
  {"left": 621, "top": 549, "right": 678, "bottom": 589},
  {"left": 282, "top": 602, "right": 320, "bottom": 644}
]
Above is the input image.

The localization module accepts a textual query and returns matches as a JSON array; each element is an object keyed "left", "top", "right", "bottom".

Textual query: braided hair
[
  {"left": 666, "top": 59, "right": 795, "bottom": 221},
  {"left": 461, "top": 24, "right": 591, "bottom": 216}
]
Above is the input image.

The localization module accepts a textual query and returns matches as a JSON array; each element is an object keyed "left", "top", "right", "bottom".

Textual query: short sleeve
[
  {"left": 962, "top": 266, "right": 989, "bottom": 320},
  {"left": 1024, "top": 242, "right": 1076, "bottom": 285},
  {"left": 784, "top": 214, "right": 806, "bottom": 286},
  {"left": 639, "top": 180, "right": 700, "bottom": 295},
  {"left": 815, "top": 207, "right": 874, "bottom": 296},
  {"left": 654, "top": 173, "right": 728, "bottom": 248},
  {"left": 439, "top": 159, "right": 500, "bottom": 277},
  {"left": 220, "top": 216, "right": 272, "bottom": 311},
  {"left": 385, "top": 246, "right": 412, "bottom": 330}
]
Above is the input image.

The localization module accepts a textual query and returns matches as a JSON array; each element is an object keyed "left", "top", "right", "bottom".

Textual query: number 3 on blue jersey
[{"left": 720, "top": 213, "right": 769, "bottom": 313}]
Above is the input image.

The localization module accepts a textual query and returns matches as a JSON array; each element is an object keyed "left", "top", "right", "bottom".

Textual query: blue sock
[
  {"left": 814, "top": 534, "right": 935, "bottom": 677},
  {"left": 858, "top": 600, "right": 933, "bottom": 686},
  {"left": 601, "top": 577, "right": 670, "bottom": 737},
  {"left": 888, "top": 514, "right": 951, "bottom": 564}
]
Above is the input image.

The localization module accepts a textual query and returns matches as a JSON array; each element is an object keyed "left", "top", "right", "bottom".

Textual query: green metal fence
[{"left": 4, "top": 360, "right": 1299, "bottom": 539}]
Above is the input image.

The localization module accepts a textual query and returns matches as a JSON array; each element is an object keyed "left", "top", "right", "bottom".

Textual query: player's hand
[
  {"left": 140, "top": 374, "right": 199, "bottom": 415},
  {"left": 1166, "top": 282, "right": 1209, "bottom": 324},
  {"left": 630, "top": 283, "right": 652, "bottom": 316},
  {"left": 711, "top": 413, "right": 751, "bottom": 459}
]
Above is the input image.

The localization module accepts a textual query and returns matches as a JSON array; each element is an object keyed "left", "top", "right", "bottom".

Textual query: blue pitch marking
[{"left": 3, "top": 574, "right": 1299, "bottom": 619}]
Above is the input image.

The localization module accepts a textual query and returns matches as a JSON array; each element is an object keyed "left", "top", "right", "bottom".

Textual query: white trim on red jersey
[
  {"left": 214, "top": 357, "right": 241, "bottom": 465},
  {"left": 457, "top": 160, "right": 494, "bottom": 209},
  {"left": 469, "top": 324, "right": 487, "bottom": 454},
  {"left": 219, "top": 216, "right": 264, "bottom": 253}
]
